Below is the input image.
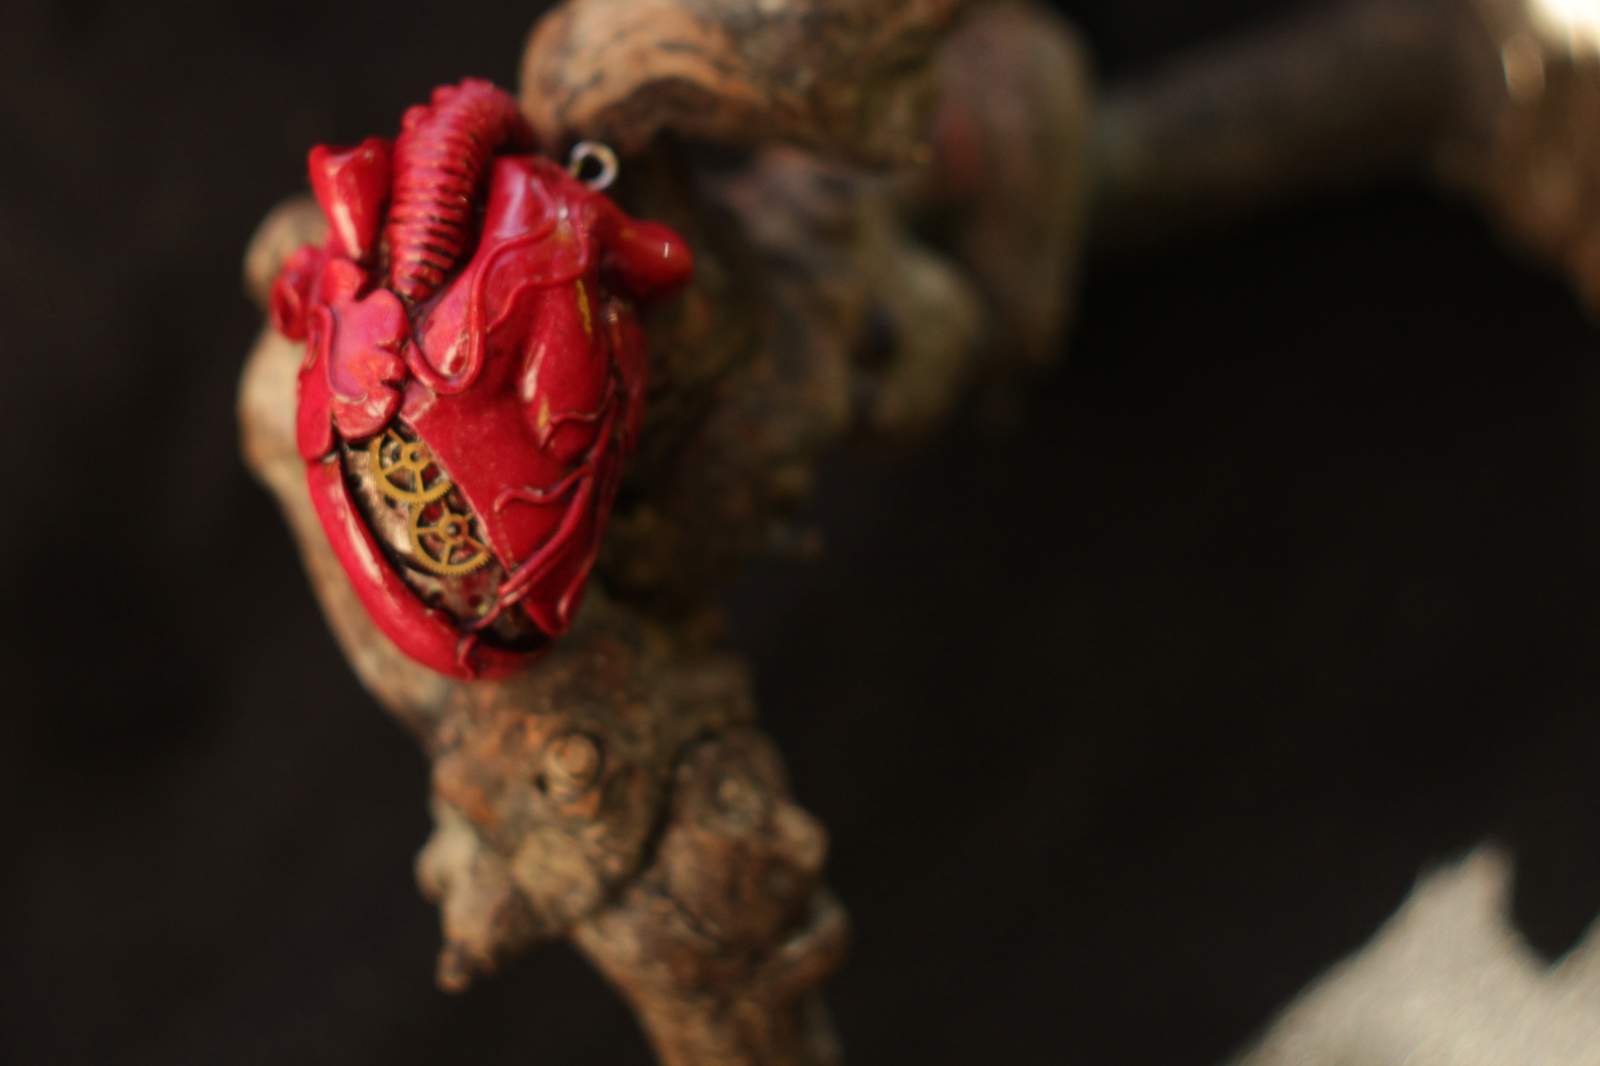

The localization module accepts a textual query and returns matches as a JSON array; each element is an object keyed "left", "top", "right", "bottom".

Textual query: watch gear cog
[
  {"left": 408, "top": 497, "right": 493, "bottom": 577},
  {"left": 369, "top": 428, "right": 452, "bottom": 504}
]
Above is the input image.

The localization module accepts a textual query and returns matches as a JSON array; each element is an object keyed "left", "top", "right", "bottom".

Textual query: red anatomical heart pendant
[{"left": 269, "top": 79, "right": 693, "bottom": 679}]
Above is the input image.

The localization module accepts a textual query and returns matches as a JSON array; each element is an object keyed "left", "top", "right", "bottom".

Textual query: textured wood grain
[{"left": 519, "top": 0, "right": 971, "bottom": 164}]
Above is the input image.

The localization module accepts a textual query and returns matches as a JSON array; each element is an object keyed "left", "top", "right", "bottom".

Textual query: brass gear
[
  {"left": 369, "top": 428, "right": 451, "bottom": 504},
  {"left": 407, "top": 497, "right": 493, "bottom": 577}
]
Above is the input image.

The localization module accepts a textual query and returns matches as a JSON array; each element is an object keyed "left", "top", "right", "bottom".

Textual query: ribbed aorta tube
[{"left": 385, "top": 79, "right": 533, "bottom": 303}]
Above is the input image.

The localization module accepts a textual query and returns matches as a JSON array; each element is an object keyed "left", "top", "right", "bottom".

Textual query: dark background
[{"left": 5, "top": 0, "right": 1600, "bottom": 1062}]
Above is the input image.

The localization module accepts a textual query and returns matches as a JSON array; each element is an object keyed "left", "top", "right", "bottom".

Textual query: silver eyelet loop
[{"left": 567, "top": 141, "right": 619, "bottom": 191}]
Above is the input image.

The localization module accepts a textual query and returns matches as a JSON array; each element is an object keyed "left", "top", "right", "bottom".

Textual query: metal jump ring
[{"left": 567, "top": 141, "right": 619, "bottom": 191}]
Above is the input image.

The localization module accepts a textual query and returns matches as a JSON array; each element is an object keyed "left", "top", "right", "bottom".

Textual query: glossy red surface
[
  {"left": 308, "top": 137, "right": 390, "bottom": 264},
  {"left": 274, "top": 81, "right": 692, "bottom": 679}
]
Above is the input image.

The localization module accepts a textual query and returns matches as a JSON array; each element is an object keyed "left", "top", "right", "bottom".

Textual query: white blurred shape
[
  {"left": 1531, "top": 0, "right": 1600, "bottom": 53},
  {"left": 1230, "top": 848, "right": 1600, "bottom": 1066}
]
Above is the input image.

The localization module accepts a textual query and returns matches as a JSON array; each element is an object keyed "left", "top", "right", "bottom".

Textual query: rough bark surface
[
  {"left": 519, "top": 0, "right": 972, "bottom": 165},
  {"left": 575, "top": 730, "right": 850, "bottom": 1066}
]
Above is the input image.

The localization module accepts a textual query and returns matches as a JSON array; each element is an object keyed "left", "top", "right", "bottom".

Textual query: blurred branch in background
[{"left": 1094, "top": 0, "right": 1600, "bottom": 322}]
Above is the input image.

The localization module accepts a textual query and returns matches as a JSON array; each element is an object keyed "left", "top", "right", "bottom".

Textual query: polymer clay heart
[{"left": 270, "top": 79, "right": 692, "bottom": 679}]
